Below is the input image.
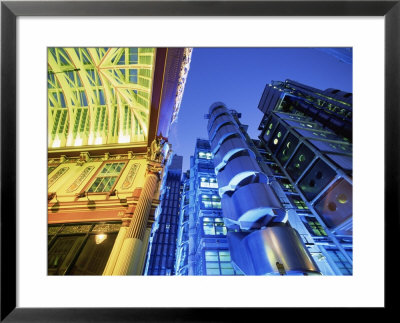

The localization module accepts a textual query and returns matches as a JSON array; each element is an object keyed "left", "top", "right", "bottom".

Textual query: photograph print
[{"left": 47, "top": 47, "right": 352, "bottom": 276}]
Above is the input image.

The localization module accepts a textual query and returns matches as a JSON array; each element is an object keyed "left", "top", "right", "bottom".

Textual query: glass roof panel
[{"left": 48, "top": 47, "right": 156, "bottom": 149}]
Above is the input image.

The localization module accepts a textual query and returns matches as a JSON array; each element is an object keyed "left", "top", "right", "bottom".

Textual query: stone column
[
  {"left": 112, "top": 165, "right": 161, "bottom": 275},
  {"left": 136, "top": 227, "right": 152, "bottom": 275},
  {"left": 102, "top": 214, "right": 132, "bottom": 275}
]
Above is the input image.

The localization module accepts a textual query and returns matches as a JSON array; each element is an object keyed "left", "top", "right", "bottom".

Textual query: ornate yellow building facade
[{"left": 47, "top": 47, "right": 192, "bottom": 275}]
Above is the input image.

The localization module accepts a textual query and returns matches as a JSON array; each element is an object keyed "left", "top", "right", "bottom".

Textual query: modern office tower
[
  {"left": 144, "top": 154, "right": 183, "bottom": 275},
  {"left": 207, "top": 103, "right": 321, "bottom": 275},
  {"left": 256, "top": 79, "right": 353, "bottom": 275},
  {"left": 47, "top": 47, "right": 192, "bottom": 275},
  {"left": 174, "top": 139, "right": 242, "bottom": 276}
]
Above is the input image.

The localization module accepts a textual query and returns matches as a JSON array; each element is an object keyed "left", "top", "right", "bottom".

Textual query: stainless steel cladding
[
  {"left": 221, "top": 182, "right": 284, "bottom": 230},
  {"left": 228, "top": 224, "right": 321, "bottom": 275},
  {"left": 216, "top": 155, "right": 268, "bottom": 196},
  {"left": 206, "top": 102, "right": 321, "bottom": 276},
  {"left": 213, "top": 136, "right": 253, "bottom": 172}
]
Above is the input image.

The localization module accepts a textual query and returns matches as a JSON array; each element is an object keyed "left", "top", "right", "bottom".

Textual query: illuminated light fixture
[
  {"left": 118, "top": 132, "right": 131, "bottom": 143},
  {"left": 74, "top": 135, "right": 83, "bottom": 147},
  {"left": 88, "top": 132, "right": 94, "bottom": 145},
  {"left": 66, "top": 134, "right": 73, "bottom": 146},
  {"left": 95, "top": 234, "right": 107, "bottom": 245},
  {"left": 95, "top": 136, "right": 103, "bottom": 145},
  {"left": 52, "top": 139, "right": 61, "bottom": 148},
  {"left": 337, "top": 193, "right": 348, "bottom": 204}
]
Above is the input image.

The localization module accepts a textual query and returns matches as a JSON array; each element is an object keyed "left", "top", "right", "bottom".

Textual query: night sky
[{"left": 168, "top": 48, "right": 353, "bottom": 172}]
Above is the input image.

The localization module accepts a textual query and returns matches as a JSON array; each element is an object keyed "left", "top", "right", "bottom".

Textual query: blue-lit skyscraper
[
  {"left": 206, "top": 103, "right": 321, "bottom": 275},
  {"left": 175, "top": 139, "right": 242, "bottom": 275},
  {"left": 256, "top": 79, "right": 353, "bottom": 275},
  {"left": 145, "top": 154, "right": 183, "bottom": 275},
  {"left": 175, "top": 79, "right": 352, "bottom": 276}
]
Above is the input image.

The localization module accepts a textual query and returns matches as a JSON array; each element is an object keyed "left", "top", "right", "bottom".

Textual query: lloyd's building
[
  {"left": 206, "top": 79, "right": 353, "bottom": 276},
  {"left": 207, "top": 103, "right": 320, "bottom": 275},
  {"left": 47, "top": 47, "right": 192, "bottom": 275}
]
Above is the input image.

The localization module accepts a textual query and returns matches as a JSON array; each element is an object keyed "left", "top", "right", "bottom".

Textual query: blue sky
[{"left": 168, "top": 48, "right": 352, "bottom": 172}]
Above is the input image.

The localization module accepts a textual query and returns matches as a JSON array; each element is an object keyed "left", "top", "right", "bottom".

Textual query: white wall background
[{"left": 17, "top": 16, "right": 384, "bottom": 308}]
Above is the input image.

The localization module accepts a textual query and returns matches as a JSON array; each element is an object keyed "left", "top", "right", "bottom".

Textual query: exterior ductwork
[
  {"left": 213, "top": 137, "right": 254, "bottom": 172},
  {"left": 211, "top": 124, "right": 241, "bottom": 154},
  {"left": 227, "top": 225, "right": 321, "bottom": 275},
  {"left": 221, "top": 182, "right": 284, "bottom": 230},
  {"left": 209, "top": 115, "right": 237, "bottom": 141},
  {"left": 207, "top": 102, "right": 321, "bottom": 275},
  {"left": 216, "top": 155, "right": 268, "bottom": 196}
]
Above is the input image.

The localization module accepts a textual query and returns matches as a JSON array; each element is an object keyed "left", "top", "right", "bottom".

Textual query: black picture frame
[{"left": 1, "top": 0, "right": 398, "bottom": 321}]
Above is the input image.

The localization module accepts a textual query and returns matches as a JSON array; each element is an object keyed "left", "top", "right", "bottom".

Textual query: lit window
[
  {"left": 87, "top": 162, "right": 125, "bottom": 193},
  {"left": 290, "top": 196, "right": 308, "bottom": 210},
  {"left": 200, "top": 177, "right": 218, "bottom": 188},
  {"left": 304, "top": 216, "right": 327, "bottom": 236},
  {"left": 201, "top": 195, "right": 212, "bottom": 208},
  {"left": 203, "top": 217, "right": 227, "bottom": 236},
  {"left": 211, "top": 195, "right": 221, "bottom": 209},
  {"left": 209, "top": 178, "right": 218, "bottom": 188},
  {"left": 201, "top": 194, "right": 221, "bottom": 209},
  {"left": 218, "top": 251, "right": 231, "bottom": 262},
  {"left": 200, "top": 177, "right": 209, "bottom": 188},
  {"left": 279, "top": 178, "right": 296, "bottom": 192},
  {"left": 203, "top": 217, "right": 215, "bottom": 235},
  {"left": 205, "top": 251, "right": 219, "bottom": 262},
  {"left": 326, "top": 248, "right": 352, "bottom": 275},
  {"left": 198, "top": 151, "right": 212, "bottom": 160},
  {"left": 204, "top": 250, "right": 238, "bottom": 276}
]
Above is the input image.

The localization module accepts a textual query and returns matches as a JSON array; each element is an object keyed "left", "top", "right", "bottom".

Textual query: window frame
[
  {"left": 199, "top": 176, "right": 218, "bottom": 189},
  {"left": 48, "top": 221, "right": 121, "bottom": 275},
  {"left": 79, "top": 160, "right": 128, "bottom": 195},
  {"left": 325, "top": 247, "right": 353, "bottom": 275},
  {"left": 202, "top": 216, "right": 227, "bottom": 236},
  {"left": 204, "top": 250, "right": 237, "bottom": 276},
  {"left": 200, "top": 194, "right": 222, "bottom": 210}
]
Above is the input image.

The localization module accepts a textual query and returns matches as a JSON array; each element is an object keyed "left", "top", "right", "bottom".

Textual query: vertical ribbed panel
[
  {"left": 112, "top": 170, "right": 159, "bottom": 275},
  {"left": 112, "top": 238, "right": 142, "bottom": 275},
  {"left": 102, "top": 226, "right": 127, "bottom": 275},
  {"left": 126, "top": 173, "right": 158, "bottom": 240}
]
